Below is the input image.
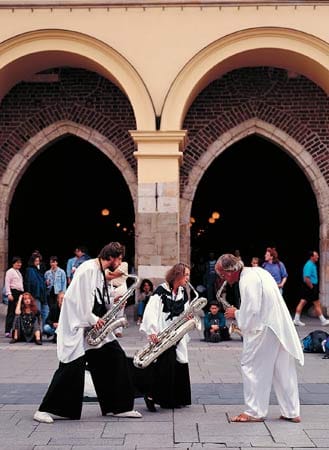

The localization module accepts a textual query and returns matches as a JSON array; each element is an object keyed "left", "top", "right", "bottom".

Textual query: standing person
[
  {"left": 44, "top": 256, "right": 67, "bottom": 308},
  {"left": 262, "top": 247, "right": 288, "bottom": 295},
  {"left": 203, "top": 251, "right": 217, "bottom": 302},
  {"left": 66, "top": 253, "right": 77, "bottom": 286},
  {"left": 139, "top": 263, "right": 192, "bottom": 412},
  {"left": 251, "top": 256, "right": 260, "bottom": 267},
  {"left": 105, "top": 260, "right": 128, "bottom": 338},
  {"left": 4, "top": 256, "right": 24, "bottom": 337},
  {"left": 10, "top": 292, "right": 42, "bottom": 345},
  {"left": 24, "top": 253, "right": 48, "bottom": 327},
  {"left": 136, "top": 279, "right": 154, "bottom": 325},
  {"left": 293, "top": 250, "right": 329, "bottom": 327},
  {"left": 215, "top": 253, "right": 304, "bottom": 423},
  {"left": 33, "top": 242, "right": 142, "bottom": 424},
  {"left": 70, "top": 245, "right": 91, "bottom": 280}
]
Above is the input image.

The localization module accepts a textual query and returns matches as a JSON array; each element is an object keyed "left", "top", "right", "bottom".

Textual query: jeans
[
  {"left": 43, "top": 324, "right": 56, "bottom": 336},
  {"left": 36, "top": 300, "right": 49, "bottom": 329}
]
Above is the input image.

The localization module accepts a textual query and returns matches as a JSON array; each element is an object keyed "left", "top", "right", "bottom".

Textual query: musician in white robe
[
  {"left": 139, "top": 263, "right": 192, "bottom": 411},
  {"left": 215, "top": 254, "right": 304, "bottom": 423},
  {"left": 33, "top": 242, "right": 141, "bottom": 424}
]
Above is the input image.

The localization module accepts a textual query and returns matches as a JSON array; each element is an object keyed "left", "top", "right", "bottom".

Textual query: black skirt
[{"left": 130, "top": 345, "right": 191, "bottom": 409}]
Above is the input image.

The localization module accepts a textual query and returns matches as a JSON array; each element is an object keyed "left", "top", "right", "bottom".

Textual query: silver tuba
[
  {"left": 86, "top": 273, "right": 139, "bottom": 346},
  {"left": 133, "top": 282, "right": 207, "bottom": 369},
  {"left": 216, "top": 280, "right": 243, "bottom": 339}
]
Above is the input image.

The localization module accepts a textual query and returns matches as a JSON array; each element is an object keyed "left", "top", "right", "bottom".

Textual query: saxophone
[
  {"left": 216, "top": 281, "right": 243, "bottom": 338},
  {"left": 133, "top": 282, "right": 207, "bottom": 369},
  {"left": 86, "top": 273, "right": 139, "bottom": 346}
]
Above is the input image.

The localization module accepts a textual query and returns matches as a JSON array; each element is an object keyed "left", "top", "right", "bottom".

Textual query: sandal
[
  {"left": 279, "top": 415, "right": 301, "bottom": 423},
  {"left": 230, "top": 413, "right": 264, "bottom": 423}
]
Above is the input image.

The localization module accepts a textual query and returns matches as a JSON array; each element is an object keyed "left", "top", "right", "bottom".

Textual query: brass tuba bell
[{"left": 229, "top": 322, "right": 243, "bottom": 339}]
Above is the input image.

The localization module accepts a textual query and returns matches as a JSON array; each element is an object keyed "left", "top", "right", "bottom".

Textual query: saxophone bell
[
  {"left": 228, "top": 321, "right": 243, "bottom": 339},
  {"left": 216, "top": 281, "right": 243, "bottom": 339}
]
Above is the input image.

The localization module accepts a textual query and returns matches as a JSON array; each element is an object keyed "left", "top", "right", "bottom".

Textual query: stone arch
[
  {"left": 162, "top": 27, "right": 329, "bottom": 130},
  {"left": 0, "top": 121, "right": 137, "bottom": 282},
  {"left": 0, "top": 29, "right": 155, "bottom": 130},
  {"left": 180, "top": 118, "right": 329, "bottom": 307}
]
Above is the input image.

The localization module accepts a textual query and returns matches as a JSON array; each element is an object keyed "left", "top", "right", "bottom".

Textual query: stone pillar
[
  {"left": 131, "top": 130, "right": 186, "bottom": 285},
  {"left": 320, "top": 235, "right": 329, "bottom": 316}
]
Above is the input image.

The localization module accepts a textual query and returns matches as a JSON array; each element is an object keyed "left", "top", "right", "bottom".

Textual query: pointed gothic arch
[
  {"left": 0, "top": 120, "right": 137, "bottom": 283},
  {"left": 180, "top": 119, "right": 329, "bottom": 307}
]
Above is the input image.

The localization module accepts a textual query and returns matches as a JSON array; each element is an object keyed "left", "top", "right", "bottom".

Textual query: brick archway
[
  {"left": 180, "top": 118, "right": 329, "bottom": 308},
  {"left": 0, "top": 120, "right": 137, "bottom": 284}
]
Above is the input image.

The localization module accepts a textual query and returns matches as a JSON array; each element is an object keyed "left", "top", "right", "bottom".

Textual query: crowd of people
[{"left": 2, "top": 242, "right": 329, "bottom": 425}]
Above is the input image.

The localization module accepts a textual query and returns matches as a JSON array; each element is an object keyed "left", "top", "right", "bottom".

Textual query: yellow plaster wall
[{"left": 0, "top": 3, "right": 329, "bottom": 116}]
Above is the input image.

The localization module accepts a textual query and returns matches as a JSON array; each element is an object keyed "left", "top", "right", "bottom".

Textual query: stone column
[{"left": 130, "top": 130, "right": 186, "bottom": 285}]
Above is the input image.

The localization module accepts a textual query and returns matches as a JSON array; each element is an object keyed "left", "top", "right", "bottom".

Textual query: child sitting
[{"left": 204, "top": 301, "right": 230, "bottom": 342}]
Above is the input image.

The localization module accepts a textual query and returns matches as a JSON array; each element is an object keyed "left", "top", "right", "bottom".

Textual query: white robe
[
  {"left": 140, "top": 283, "right": 190, "bottom": 364},
  {"left": 236, "top": 267, "right": 304, "bottom": 366},
  {"left": 235, "top": 267, "right": 304, "bottom": 418},
  {"left": 57, "top": 258, "right": 115, "bottom": 364}
]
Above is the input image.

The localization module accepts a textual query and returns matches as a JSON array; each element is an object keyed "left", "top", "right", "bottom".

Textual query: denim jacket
[{"left": 44, "top": 267, "right": 67, "bottom": 294}]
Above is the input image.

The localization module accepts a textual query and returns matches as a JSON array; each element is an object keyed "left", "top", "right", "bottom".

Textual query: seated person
[
  {"left": 203, "top": 301, "right": 230, "bottom": 342},
  {"left": 11, "top": 292, "right": 42, "bottom": 345},
  {"left": 43, "top": 291, "right": 64, "bottom": 343}
]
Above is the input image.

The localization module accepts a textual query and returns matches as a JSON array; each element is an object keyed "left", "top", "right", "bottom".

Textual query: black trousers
[
  {"left": 5, "top": 289, "right": 23, "bottom": 333},
  {"left": 39, "top": 340, "right": 135, "bottom": 419}
]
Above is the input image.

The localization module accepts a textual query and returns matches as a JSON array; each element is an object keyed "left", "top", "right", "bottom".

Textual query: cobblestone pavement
[{"left": 0, "top": 303, "right": 329, "bottom": 449}]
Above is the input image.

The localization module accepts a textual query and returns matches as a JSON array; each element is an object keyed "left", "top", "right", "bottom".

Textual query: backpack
[{"left": 301, "top": 330, "right": 329, "bottom": 353}]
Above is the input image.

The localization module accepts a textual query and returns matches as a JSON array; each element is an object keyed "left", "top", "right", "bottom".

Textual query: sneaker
[
  {"left": 109, "top": 410, "right": 142, "bottom": 418},
  {"left": 5, "top": 332, "right": 10, "bottom": 338},
  {"left": 321, "top": 319, "right": 329, "bottom": 326},
  {"left": 293, "top": 319, "right": 305, "bottom": 326},
  {"left": 33, "top": 411, "right": 54, "bottom": 423}
]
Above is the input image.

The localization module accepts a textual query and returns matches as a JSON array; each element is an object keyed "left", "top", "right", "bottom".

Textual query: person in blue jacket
[{"left": 204, "top": 300, "right": 228, "bottom": 342}]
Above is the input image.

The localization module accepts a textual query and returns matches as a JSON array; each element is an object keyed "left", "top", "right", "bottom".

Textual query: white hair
[{"left": 216, "top": 254, "right": 244, "bottom": 273}]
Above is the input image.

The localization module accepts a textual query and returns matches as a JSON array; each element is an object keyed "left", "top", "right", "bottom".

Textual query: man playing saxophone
[
  {"left": 138, "top": 263, "right": 193, "bottom": 412},
  {"left": 215, "top": 253, "right": 303, "bottom": 423},
  {"left": 34, "top": 242, "right": 142, "bottom": 424}
]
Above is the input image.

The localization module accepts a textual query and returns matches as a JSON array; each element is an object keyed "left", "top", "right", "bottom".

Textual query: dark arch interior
[
  {"left": 8, "top": 133, "right": 320, "bottom": 310},
  {"left": 191, "top": 134, "right": 319, "bottom": 310},
  {"left": 8, "top": 135, "right": 135, "bottom": 270}
]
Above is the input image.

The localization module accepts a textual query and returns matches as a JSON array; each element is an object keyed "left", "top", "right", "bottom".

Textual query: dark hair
[
  {"left": 209, "top": 301, "right": 220, "bottom": 307},
  {"left": 76, "top": 245, "right": 88, "bottom": 254},
  {"left": 11, "top": 256, "right": 22, "bottom": 265},
  {"left": 50, "top": 256, "right": 58, "bottom": 263},
  {"left": 165, "top": 263, "right": 190, "bottom": 288},
  {"left": 27, "top": 253, "right": 41, "bottom": 267},
  {"left": 140, "top": 279, "right": 154, "bottom": 293},
  {"left": 98, "top": 242, "right": 125, "bottom": 260}
]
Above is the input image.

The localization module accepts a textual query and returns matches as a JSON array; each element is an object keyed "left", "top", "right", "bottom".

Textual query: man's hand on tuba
[{"left": 224, "top": 306, "right": 237, "bottom": 320}]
